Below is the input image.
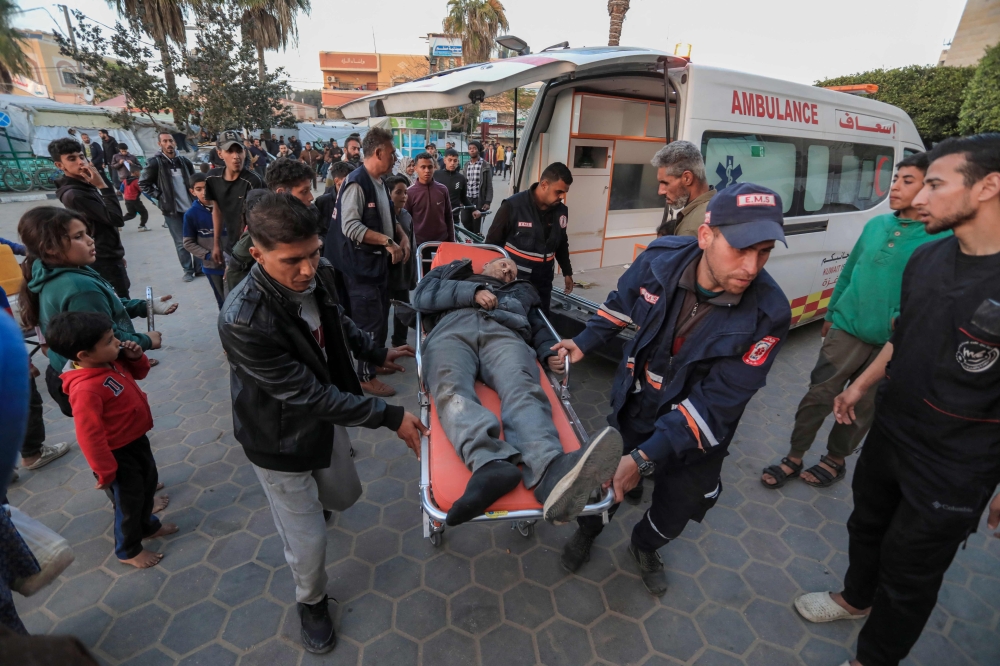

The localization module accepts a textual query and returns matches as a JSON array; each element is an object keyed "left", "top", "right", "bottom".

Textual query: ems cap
[
  {"left": 705, "top": 183, "right": 787, "bottom": 249},
  {"left": 217, "top": 130, "right": 244, "bottom": 153}
]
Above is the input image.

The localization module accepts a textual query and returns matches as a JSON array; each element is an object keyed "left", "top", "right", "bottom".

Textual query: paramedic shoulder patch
[
  {"left": 640, "top": 287, "right": 659, "bottom": 304},
  {"left": 743, "top": 336, "right": 779, "bottom": 366},
  {"left": 559, "top": 215, "right": 568, "bottom": 228}
]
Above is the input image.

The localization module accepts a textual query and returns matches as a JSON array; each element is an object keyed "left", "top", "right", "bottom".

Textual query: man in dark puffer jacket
[{"left": 413, "top": 257, "right": 621, "bottom": 528}]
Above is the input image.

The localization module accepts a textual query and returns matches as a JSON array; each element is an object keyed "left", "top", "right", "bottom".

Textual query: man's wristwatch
[
  {"left": 383, "top": 237, "right": 396, "bottom": 248},
  {"left": 630, "top": 449, "right": 656, "bottom": 478}
]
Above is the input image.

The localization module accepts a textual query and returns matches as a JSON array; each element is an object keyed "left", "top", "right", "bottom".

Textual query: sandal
[
  {"left": 761, "top": 457, "right": 802, "bottom": 489},
  {"left": 801, "top": 455, "right": 846, "bottom": 488}
]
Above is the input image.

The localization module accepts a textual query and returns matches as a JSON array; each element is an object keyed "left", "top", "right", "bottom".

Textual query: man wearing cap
[
  {"left": 208, "top": 131, "right": 265, "bottom": 267},
  {"left": 552, "top": 183, "right": 791, "bottom": 596}
]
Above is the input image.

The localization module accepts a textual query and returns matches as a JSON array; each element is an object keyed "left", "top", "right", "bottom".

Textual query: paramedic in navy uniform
[
  {"left": 553, "top": 183, "right": 791, "bottom": 596},
  {"left": 486, "top": 162, "right": 574, "bottom": 314},
  {"left": 795, "top": 133, "right": 1000, "bottom": 666}
]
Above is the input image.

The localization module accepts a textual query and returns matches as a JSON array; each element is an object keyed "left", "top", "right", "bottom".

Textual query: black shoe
[
  {"left": 560, "top": 529, "right": 596, "bottom": 573},
  {"left": 624, "top": 478, "right": 644, "bottom": 505},
  {"left": 628, "top": 543, "right": 668, "bottom": 597},
  {"left": 446, "top": 460, "right": 522, "bottom": 526},
  {"left": 534, "top": 427, "right": 622, "bottom": 524},
  {"left": 323, "top": 509, "right": 333, "bottom": 523},
  {"left": 298, "top": 595, "right": 336, "bottom": 654}
]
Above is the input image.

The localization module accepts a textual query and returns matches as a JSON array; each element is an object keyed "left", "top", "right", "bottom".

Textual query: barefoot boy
[{"left": 46, "top": 311, "right": 177, "bottom": 568}]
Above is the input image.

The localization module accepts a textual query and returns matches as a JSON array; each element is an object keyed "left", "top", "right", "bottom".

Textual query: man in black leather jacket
[
  {"left": 218, "top": 192, "right": 426, "bottom": 655},
  {"left": 139, "top": 132, "right": 198, "bottom": 280}
]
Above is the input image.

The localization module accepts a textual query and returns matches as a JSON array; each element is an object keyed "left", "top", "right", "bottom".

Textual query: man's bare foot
[
  {"left": 156, "top": 482, "right": 165, "bottom": 491},
  {"left": 761, "top": 455, "right": 802, "bottom": 487},
  {"left": 120, "top": 549, "right": 163, "bottom": 568},
  {"left": 144, "top": 522, "right": 179, "bottom": 540},
  {"left": 830, "top": 592, "right": 870, "bottom": 616},
  {"left": 801, "top": 455, "right": 846, "bottom": 485},
  {"left": 152, "top": 494, "right": 170, "bottom": 513}
]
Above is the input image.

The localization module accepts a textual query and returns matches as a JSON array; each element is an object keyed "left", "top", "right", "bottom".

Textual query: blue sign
[{"left": 0, "top": 112, "right": 10, "bottom": 128}]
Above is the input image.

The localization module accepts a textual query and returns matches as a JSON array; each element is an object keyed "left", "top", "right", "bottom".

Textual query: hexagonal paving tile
[
  {"left": 591, "top": 614, "right": 649, "bottom": 665},
  {"left": 396, "top": 589, "right": 447, "bottom": 639},
  {"left": 338, "top": 592, "right": 393, "bottom": 643},
  {"left": 553, "top": 577, "right": 605, "bottom": 625},
  {"left": 450, "top": 585, "right": 502, "bottom": 635},
  {"left": 536, "top": 619, "right": 594, "bottom": 666},
  {"left": 697, "top": 603, "right": 756, "bottom": 655},
  {"left": 502, "top": 581, "right": 555, "bottom": 629},
  {"left": 424, "top": 552, "right": 472, "bottom": 595},
  {"left": 479, "top": 623, "right": 536, "bottom": 666},
  {"left": 214, "top": 562, "right": 270, "bottom": 606},
  {"left": 644, "top": 607, "right": 704, "bottom": 661},
  {"left": 160, "top": 600, "right": 227, "bottom": 654},
  {"left": 98, "top": 603, "right": 171, "bottom": 661},
  {"left": 221, "top": 597, "right": 284, "bottom": 650}
]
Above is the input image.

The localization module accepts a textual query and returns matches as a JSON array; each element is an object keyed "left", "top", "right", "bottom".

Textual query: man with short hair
[
  {"left": 328, "top": 139, "right": 343, "bottom": 164},
  {"left": 425, "top": 143, "right": 440, "bottom": 170},
  {"left": 486, "top": 162, "right": 575, "bottom": 314},
  {"left": 795, "top": 133, "right": 1000, "bottom": 666},
  {"left": 404, "top": 152, "right": 452, "bottom": 249},
  {"left": 140, "top": 131, "right": 199, "bottom": 281},
  {"left": 343, "top": 135, "right": 361, "bottom": 166},
  {"left": 98, "top": 129, "right": 120, "bottom": 188},
  {"left": 219, "top": 191, "right": 427, "bottom": 656},
  {"left": 300, "top": 142, "right": 322, "bottom": 189},
  {"left": 434, "top": 148, "right": 472, "bottom": 228},
  {"left": 110, "top": 143, "right": 141, "bottom": 185},
  {"left": 463, "top": 141, "right": 493, "bottom": 235},
  {"left": 288, "top": 135, "right": 302, "bottom": 158},
  {"left": 652, "top": 141, "right": 715, "bottom": 237},
  {"left": 762, "top": 152, "right": 950, "bottom": 491},
  {"left": 325, "top": 127, "right": 411, "bottom": 397},
  {"left": 207, "top": 131, "right": 266, "bottom": 266},
  {"left": 250, "top": 138, "right": 269, "bottom": 177},
  {"left": 553, "top": 183, "right": 792, "bottom": 596},
  {"left": 49, "top": 137, "right": 130, "bottom": 297},
  {"left": 80, "top": 132, "right": 104, "bottom": 174}
]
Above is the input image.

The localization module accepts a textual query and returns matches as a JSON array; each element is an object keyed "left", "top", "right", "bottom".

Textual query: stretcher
[{"left": 415, "top": 241, "right": 613, "bottom": 546}]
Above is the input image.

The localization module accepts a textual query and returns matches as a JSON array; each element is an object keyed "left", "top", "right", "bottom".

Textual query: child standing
[
  {"left": 122, "top": 165, "right": 149, "bottom": 231},
  {"left": 182, "top": 174, "right": 225, "bottom": 308},
  {"left": 46, "top": 311, "right": 177, "bottom": 568}
]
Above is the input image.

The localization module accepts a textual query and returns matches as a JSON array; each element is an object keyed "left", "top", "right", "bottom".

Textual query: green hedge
[
  {"left": 958, "top": 43, "right": 1000, "bottom": 135},
  {"left": 816, "top": 65, "right": 976, "bottom": 147}
]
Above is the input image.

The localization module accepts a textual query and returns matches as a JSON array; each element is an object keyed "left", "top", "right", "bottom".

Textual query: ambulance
[{"left": 339, "top": 46, "right": 924, "bottom": 349}]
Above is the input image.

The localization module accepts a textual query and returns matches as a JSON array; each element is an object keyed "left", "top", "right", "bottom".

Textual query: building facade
[
  {"left": 320, "top": 52, "right": 433, "bottom": 112},
  {"left": 10, "top": 30, "right": 90, "bottom": 104},
  {"left": 939, "top": 0, "right": 1000, "bottom": 67}
]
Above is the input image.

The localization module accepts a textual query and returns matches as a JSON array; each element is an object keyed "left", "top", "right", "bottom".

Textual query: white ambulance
[{"left": 340, "top": 47, "right": 924, "bottom": 349}]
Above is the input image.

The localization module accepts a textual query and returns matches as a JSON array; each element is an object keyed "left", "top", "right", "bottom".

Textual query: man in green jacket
[{"left": 762, "top": 152, "right": 950, "bottom": 489}]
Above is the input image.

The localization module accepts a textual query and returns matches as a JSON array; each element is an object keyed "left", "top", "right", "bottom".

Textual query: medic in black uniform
[
  {"left": 794, "top": 134, "right": 1000, "bottom": 666},
  {"left": 486, "top": 162, "right": 574, "bottom": 314}
]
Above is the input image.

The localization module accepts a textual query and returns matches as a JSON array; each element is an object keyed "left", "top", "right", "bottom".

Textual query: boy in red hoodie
[
  {"left": 46, "top": 311, "right": 177, "bottom": 568},
  {"left": 122, "top": 164, "right": 149, "bottom": 231}
]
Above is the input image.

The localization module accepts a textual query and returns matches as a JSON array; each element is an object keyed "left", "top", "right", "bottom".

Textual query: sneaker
[
  {"left": 22, "top": 442, "right": 71, "bottom": 470},
  {"left": 360, "top": 378, "right": 396, "bottom": 397},
  {"left": 628, "top": 543, "right": 668, "bottom": 597},
  {"left": 182, "top": 274, "right": 195, "bottom": 283},
  {"left": 560, "top": 529, "right": 596, "bottom": 573},
  {"left": 137, "top": 225, "right": 150, "bottom": 232},
  {"left": 298, "top": 596, "right": 336, "bottom": 654},
  {"left": 534, "top": 427, "right": 622, "bottom": 524},
  {"left": 162, "top": 223, "right": 168, "bottom": 228}
]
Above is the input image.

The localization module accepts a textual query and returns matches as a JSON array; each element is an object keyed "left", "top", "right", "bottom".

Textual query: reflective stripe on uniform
[
  {"left": 626, "top": 355, "right": 635, "bottom": 370},
  {"left": 645, "top": 511, "right": 668, "bottom": 539},
  {"left": 598, "top": 305, "right": 632, "bottom": 328},
  {"left": 704, "top": 483, "right": 721, "bottom": 499},
  {"left": 645, "top": 368, "right": 664, "bottom": 390},
  {"left": 680, "top": 398, "right": 720, "bottom": 447},
  {"left": 505, "top": 243, "right": 553, "bottom": 262}
]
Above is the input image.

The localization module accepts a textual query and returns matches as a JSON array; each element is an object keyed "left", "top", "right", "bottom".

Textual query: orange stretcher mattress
[
  {"left": 423, "top": 242, "right": 582, "bottom": 513},
  {"left": 427, "top": 365, "right": 583, "bottom": 512}
]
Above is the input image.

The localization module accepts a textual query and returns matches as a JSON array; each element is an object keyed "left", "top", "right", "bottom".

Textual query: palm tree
[
  {"left": 607, "top": 0, "right": 631, "bottom": 46},
  {"left": 0, "top": 0, "right": 32, "bottom": 91},
  {"left": 442, "top": 0, "right": 509, "bottom": 65},
  {"left": 108, "top": 0, "right": 188, "bottom": 122},
  {"left": 239, "top": 0, "right": 310, "bottom": 82}
]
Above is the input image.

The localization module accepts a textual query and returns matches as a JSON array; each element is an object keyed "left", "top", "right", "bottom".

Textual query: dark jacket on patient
[{"left": 411, "top": 259, "right": 557, "bottom": 362}]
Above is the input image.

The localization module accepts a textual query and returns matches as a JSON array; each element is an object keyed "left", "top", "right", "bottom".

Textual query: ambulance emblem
[
  {"left": 956, "top": 341, "right": 998, "bottom": 373},
  {"left": 743, "top": 336, "right": 779, "bottom": 366}
]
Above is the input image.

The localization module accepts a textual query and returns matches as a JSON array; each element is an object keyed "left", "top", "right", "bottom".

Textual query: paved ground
[{"left": 5, "top": 199, "right": 999, "bottom": 666}]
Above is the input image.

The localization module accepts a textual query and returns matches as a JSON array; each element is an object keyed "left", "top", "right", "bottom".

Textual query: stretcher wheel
[
  {"left": 430, "top": 530, "right": 444, "bottom": 547},
  {"left": 514, "top": 520, "right": 536, "bottom": 538}
]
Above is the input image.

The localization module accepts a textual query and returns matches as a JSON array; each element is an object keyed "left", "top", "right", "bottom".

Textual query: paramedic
[
  {"left": 553, "top": 183, "right": 791, "bottom": 596},
  {"left": 486, "top": 162, "right": 574, "bottom": 314},
  {"left": 415, "top": 256, "right": 621, "bottom": 527},
  {"left": 795, "top": 133, "right": 1000, "bottom": 666},
  {"left": 654, "top": 141, "right": 715, "bottom": 238}
]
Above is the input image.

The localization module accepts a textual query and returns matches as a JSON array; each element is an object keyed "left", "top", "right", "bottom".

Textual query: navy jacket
[{"left": 575, "top": 237, "right": 791, "bottom": 465}]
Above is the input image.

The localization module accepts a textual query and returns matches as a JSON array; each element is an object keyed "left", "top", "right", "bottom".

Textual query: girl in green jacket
[{"left": 17, "top": 207, "right": 178, "bottom": 409}]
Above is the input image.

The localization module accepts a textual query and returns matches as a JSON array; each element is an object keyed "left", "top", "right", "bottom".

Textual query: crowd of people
[{"left": 0, "top": 123, "right": 997, "bottom": 666}]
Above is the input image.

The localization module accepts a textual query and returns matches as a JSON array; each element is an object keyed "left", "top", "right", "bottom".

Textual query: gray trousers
[
  {"left": 163, "top": 213, "right": 195, "bottom": 276},
  {"left": 424, "top": 310, "right": 561, "bottom": 488},
  {"left": 252, "top": 426, "right": 362, "bottom": 605},
  {"left": 790, "top": 327, "right": 882, "bottom": 459}
]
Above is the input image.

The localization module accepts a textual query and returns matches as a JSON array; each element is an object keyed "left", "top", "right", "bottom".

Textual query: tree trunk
[
  {"left": 257, "top": 43, "right": 266, "bottom": 83},
  {"left": 608, "top": 0, "right": 630, "bottom": 47},
  {"left": 157, "top": 36, "right": 182, "bottom": 127}
]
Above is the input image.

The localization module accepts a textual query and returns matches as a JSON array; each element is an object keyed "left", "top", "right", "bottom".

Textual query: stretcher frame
[{"left": 414, "top": 241, "right": 613, "bottom": 546}]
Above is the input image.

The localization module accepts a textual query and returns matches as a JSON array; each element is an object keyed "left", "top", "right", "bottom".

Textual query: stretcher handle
[{"left": 146, "top": 286, "right": 155, "bottom": 332}]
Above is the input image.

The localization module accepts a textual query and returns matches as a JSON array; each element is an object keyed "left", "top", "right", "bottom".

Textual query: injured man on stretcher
[{"left": 413, "top": 257, "right": 621, "bottom": 527}]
